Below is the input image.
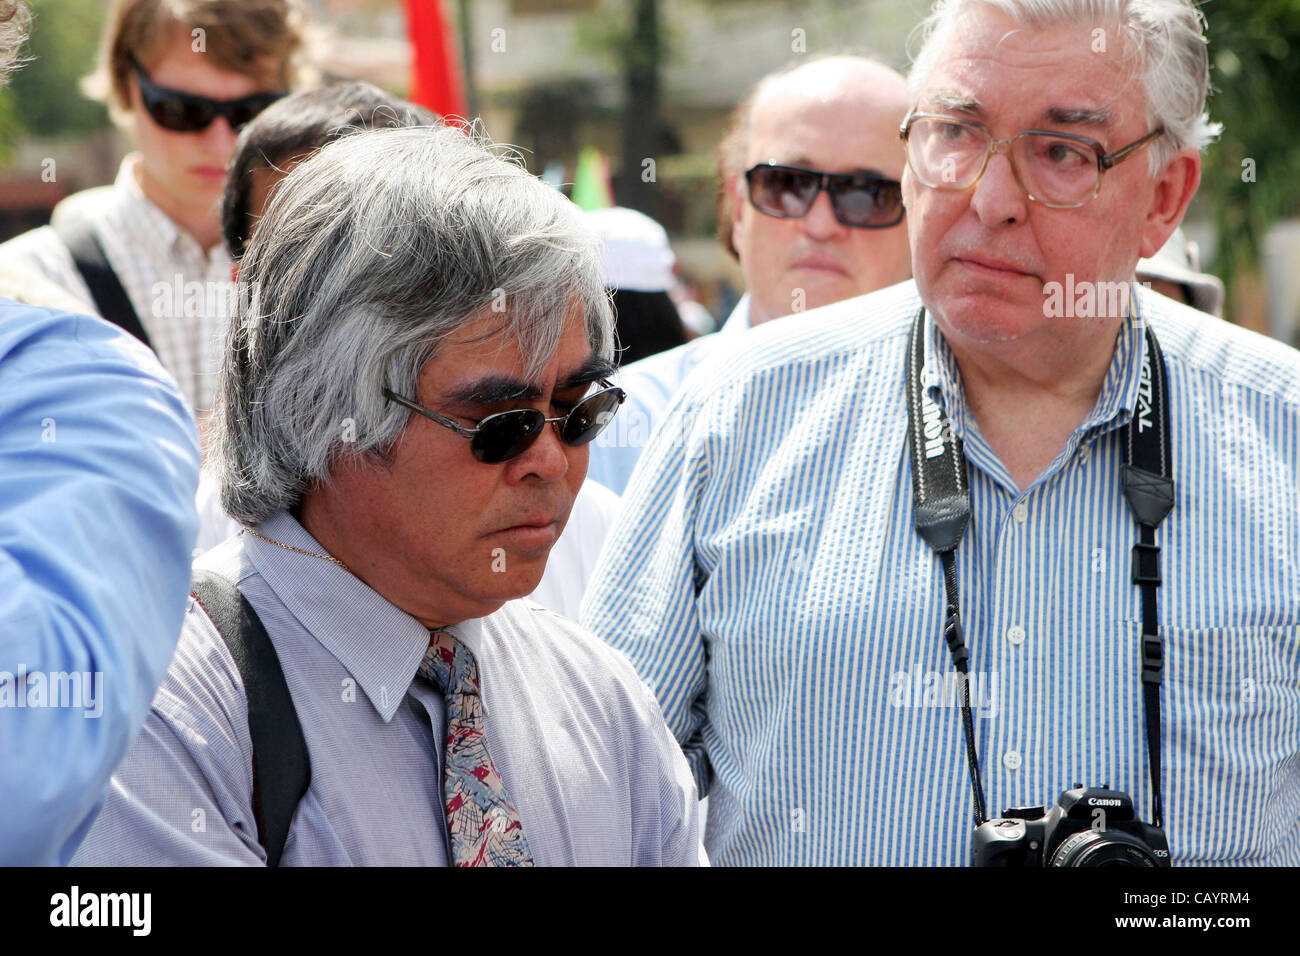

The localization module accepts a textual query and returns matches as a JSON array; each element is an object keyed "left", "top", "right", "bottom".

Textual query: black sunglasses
[
  {"left": 383, "top": 380, "right": 626, "bottom": 464},
  {"left": 745, "top": 162, "right": 905, "bottom": 229},
  {"left": 132, "top": 59, "right": 286, "bottom": 133}
]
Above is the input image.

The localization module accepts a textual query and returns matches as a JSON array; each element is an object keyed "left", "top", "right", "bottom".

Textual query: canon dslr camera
[{"left": 970, "top": 786, "right": 1170, "bottom": 867}]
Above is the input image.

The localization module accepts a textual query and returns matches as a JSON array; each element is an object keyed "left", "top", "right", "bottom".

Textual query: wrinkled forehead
[{"left": 916, "top": 7, "right": 1146, "bottom": 128}]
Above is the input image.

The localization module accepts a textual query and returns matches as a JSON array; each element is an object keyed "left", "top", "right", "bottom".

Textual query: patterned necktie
[{"left": 419, "top": 630, "right": 534, "bottom": 867}]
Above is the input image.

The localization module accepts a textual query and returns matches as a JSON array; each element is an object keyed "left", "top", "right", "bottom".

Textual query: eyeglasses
[
  {"left": 744, "top": 163, "right": 905, "bottom": 229},
  {"left": 900, "top": 113, "right": 1164, "bottom": 209},
  {"left": 383, "top": 380, "right": 626, "bottom": 464},
  {"left": 131, "top": 59, "right": 286, "bottom": 133}
]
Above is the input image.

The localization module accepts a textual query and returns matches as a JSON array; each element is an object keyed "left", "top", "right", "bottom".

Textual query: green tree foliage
[
  {"left": 1200, "top": 0, "right": 1300, "bottom": 292},
  {"left": 5, "top": 0, "right": 110, "bottom": 141}
]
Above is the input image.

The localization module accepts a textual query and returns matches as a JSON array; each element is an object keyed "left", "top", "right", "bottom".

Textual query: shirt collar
[
  {"left": 243, "top": 510, "right": 437, "bottom": 722},
  {"left": 116, "top": 153, "right": 225, "bottom": 264},
  {"left": 718, "top": 295, "right": 752, "bottom": 336}
]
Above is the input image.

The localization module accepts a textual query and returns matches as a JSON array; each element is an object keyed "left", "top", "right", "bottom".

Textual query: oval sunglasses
[{"left": 383, "top": 381, "right": 626, "bottom": 464}]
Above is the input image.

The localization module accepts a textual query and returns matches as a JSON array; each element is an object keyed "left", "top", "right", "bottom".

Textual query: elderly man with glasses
[
  {"left": 583, "top": 0, "right": 1300, "bottom": 866},
  {"left": 587, "top": 54, "right": 913, "bottom": 493},
  {"left": 70, "top": 123, "right": 703, "bottom": 867}
]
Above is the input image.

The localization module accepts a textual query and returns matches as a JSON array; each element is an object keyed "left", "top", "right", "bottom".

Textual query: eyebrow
[
  {"left": 926, "top": 90, "right": 983, "bottom": 115},
  {"left": 1041, "top": 105, "right": 1113, "bottom": 130},
  {"left": 924, "top": 91, "right": 1114, "bottom": 131},
  {"left": 442, "top": 354, "right": 615, "bottom": 408}
]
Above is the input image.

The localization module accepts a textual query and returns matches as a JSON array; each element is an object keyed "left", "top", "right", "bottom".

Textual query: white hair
[
  {"left": 0, "top": 1, "right": 29, "bottom": 85},
  {"left": 213, "top": 122, "right": 615, "bottom": 525},
  {"left": 907, "top": 0, "right": 1221, "bottom": 172}
]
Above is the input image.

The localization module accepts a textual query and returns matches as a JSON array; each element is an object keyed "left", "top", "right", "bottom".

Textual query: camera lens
[{"left": 1050, "top": 829, "right": 1162, "bottom": 867}]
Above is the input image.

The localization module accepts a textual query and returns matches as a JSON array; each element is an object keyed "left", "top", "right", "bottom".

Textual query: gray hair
[
  {"left": 907, "top": 0, "right": 1221, "bottom": 172},
  {"left": 213, "top": 122, "right": 615, "bottom": 525},
  {"left": 0, "top": 1, "right": 30, "bottom": 85}
]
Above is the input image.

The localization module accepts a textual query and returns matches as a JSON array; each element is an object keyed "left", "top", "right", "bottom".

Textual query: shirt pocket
[{"left": 1162, "top": 624, "right": 1300, "bottom": 864}]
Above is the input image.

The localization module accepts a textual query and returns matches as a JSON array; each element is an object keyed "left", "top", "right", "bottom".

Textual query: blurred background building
[{"left": 5, "top": 0, "right": 1300, "bottom": 344}]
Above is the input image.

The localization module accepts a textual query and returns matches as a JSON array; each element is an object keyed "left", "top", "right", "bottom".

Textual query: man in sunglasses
[
  {"left": 70, "top": 124, "right": 703, "bottom": 867},
  {"left": 584, "top": 0, "right": 1300, "bottom": 866},
  {"left": 588, "top": 54, "right": 912, "bottom": 493},
  {"left": 0, "top": 0, "right": 308, "bottom": 428}
]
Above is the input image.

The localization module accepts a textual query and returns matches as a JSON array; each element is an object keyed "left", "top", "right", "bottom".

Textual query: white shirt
[{"left": 0, "top": 154, "right": 233, "bottom": 416}]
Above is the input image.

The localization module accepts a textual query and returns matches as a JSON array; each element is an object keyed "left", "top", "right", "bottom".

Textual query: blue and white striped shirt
[
  {"left": 581, "top": 280, "right": 1300, "bottom": 866},
  {"left": 587, "top": 296, "right": 752, "bottom": 495}
]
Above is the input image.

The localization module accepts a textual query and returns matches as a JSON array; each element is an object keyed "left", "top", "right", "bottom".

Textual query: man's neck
[
  {"left": 942, "top": 315, "right": 1124, "bottom": 492},
  {"left": 132, "top": 161, "right": 222, "bottom": 253}
]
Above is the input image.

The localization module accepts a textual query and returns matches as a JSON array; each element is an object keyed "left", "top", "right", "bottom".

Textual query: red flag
[{"left": 405, "top": 0, "right": 467, "bottom": 120}]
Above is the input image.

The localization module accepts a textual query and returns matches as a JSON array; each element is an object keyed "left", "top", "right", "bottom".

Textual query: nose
[
  {"left": 969, "top": 149, "right": 1028, "bottom": 227},
  {"left": 202, "top": 115, "right": 239, "bottom": 160},
  {"left": 797, "top": 185, "right": 848, "bottom": 241},
  {"left": 505, "top": 415, "right": 570, "bottom": 483}
]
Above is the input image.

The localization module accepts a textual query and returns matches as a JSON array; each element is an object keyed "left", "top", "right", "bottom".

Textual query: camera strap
[{"left": 905, "top": 307, "right": 1173, "bottom": 830}]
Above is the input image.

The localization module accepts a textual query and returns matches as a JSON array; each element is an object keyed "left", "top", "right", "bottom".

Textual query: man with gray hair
[
  {"left": 584, "top": 0, "right": 1300, "bottom": 865},
  {"left": 71, "top": 122, "right": 703, "bottom": 866}
]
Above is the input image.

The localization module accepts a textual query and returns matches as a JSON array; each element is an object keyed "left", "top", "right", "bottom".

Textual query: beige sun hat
[{"left": 1136, "top": 227, "right": 1225, "bottom": 317}]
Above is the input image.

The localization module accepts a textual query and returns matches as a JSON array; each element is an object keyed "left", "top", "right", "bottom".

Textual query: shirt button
[
  {"left": 1013, "top": 502, "right": 1029, "bottom": 525},
  {"left": 1078, "top": 445, "right": 1091, "bottom": 464},
  {"left": 1006, "top": 625, "right": 1026, "bottom": 646},
  {"left": 1003, "top": 750, "right": 1022, "bottom": 771}
]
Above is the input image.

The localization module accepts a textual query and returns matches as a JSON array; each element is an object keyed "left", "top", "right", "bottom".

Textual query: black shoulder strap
[
  {"left": 1120, "top": 325, "right": 1175, "bottom": 830},
  {"left": 52, "top": 217, "right": 153, "bottom": 349},
  {"left": 190, "top": 569, "right": 311, "bottom": 866}
]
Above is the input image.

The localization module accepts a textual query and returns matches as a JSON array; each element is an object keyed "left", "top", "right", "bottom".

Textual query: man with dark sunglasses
[
  {"left": 0, "top": 0, "right": 308, "bottom": 429},
  {"left": 70, "top": 123, "right": 703, "bottom": 867},
  {"left": 584, "top": 0, "right": 1300, "bottom": 867},
  {"left": 588, "top": 54, "right": 912, "bottom": 493}
]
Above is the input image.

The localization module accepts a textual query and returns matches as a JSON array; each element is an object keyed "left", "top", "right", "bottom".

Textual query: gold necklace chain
[{"left": 242, "top": 526, "right": 350, "bottom": 571}]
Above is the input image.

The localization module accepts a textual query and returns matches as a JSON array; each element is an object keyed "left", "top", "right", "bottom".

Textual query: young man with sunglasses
[
  {"left": 588, "top": 55, "right": 912, "bottom": 493},
  {"left": 70, "top": 124, "right": 703, "bottom": 867},
  {"left": 0, "top": 0, "right": 308, "bottom": 425},
  {"left": 583, "top": 0, "right": 1300, "bottom": 866}
]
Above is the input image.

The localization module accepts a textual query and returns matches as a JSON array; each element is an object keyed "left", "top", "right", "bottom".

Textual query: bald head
[
  {"left": 719, "top": 55, "right": 913, "bottom": 325},
  {"left": 749, "top": 56, "right": 910, "bottom": 137}
]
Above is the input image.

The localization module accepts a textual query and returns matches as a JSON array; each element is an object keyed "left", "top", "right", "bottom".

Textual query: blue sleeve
[
  {"left": 70, "top": 607, "right": 269, "bottom": 867},
  {"left": 581, "top": 383, "right": 714, "bottom": 797},
  {"left": 0, "top": 305, "right": 200, "bottom": 865}
]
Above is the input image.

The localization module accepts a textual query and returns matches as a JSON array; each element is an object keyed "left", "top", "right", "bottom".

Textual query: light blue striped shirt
[
  {"left": 588, "top": 296, "right": 752, "bottom": 494},
  {"left": 72, "top": 511, "right": 704, "bottom": 866},
  {"left": 581, "top": 280, "right": 1300, "bottom": 866}
]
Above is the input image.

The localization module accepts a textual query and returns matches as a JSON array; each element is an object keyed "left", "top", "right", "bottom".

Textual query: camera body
[{"left": 970, "top": 786, "right": 1170, "bottom": 867}]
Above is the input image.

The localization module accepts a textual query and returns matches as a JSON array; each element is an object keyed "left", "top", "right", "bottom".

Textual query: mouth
[
  {"left": 491, "top": 517, "right": 562, "bottom": 549},
  {"left": 952, "top": 255, "right": 1034, "bottom": 279},
  {"left": 790, "top": 254, "right": 849, "bottom": 276},
  {"left": 190, "top": 166, "right": 227, "bottom": 181}
]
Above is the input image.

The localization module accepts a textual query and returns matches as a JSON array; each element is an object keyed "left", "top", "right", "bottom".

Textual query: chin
[{"left": 932, "top": 296, "right": 1041, "bottom": 345}]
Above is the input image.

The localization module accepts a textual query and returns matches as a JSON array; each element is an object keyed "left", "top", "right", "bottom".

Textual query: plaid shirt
[{"left": 0, "top": 154, "right": 233, "bottom": 417}]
